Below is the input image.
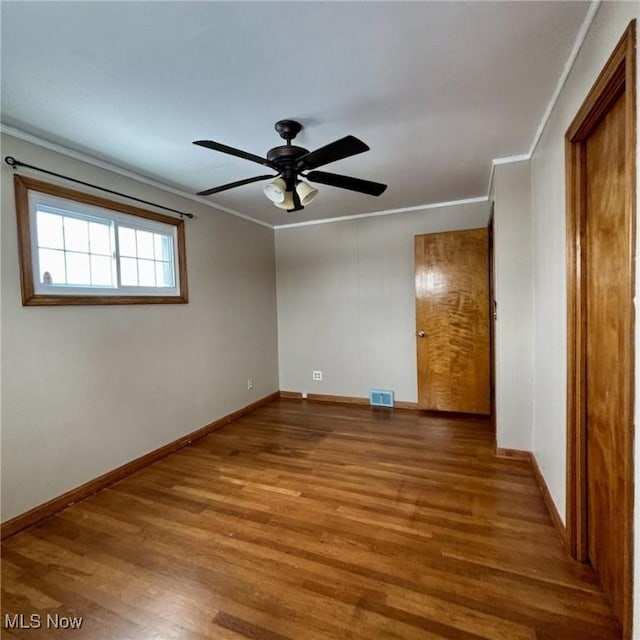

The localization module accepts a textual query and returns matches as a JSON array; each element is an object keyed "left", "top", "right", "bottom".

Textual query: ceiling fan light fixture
[
  {"left": 263, "top": 177, "right": 287, "bottom": 203},
  {"left": 274, "top": 190, "right": 295, "bottom": 210},
  {"left": 296, "top": 180, "right": 319, "bottom": 206}
]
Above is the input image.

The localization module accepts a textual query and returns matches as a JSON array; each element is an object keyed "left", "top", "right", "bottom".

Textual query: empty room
[{"left": 1, "top": 1, "right": 639, "bottom": 639}]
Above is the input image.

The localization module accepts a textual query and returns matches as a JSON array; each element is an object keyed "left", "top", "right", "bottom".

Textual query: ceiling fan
[{"left": 193, "top": 120, "right": 387, "bottom": 212}]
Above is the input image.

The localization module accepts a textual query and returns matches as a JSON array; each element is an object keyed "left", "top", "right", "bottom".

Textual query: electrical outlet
[
  {"left": 302, "top": 392, "right": 308, "bottom": 399},
  {"left": 247, "top": 378, "right": 254, "bottom": 390},
  {"left": 312, "top": 370, "right": 322, "bottom": 381}
]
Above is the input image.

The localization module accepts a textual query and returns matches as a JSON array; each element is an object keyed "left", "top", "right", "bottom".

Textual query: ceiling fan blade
[
  {"left": 306, "top": 170, "right": 387, "bottom": 196},
  {"left": 196, "top": 174, "right": 275, "bottom": 196},
  {"left": 296, "top": 136, "right": 369, "bottom": 171},
  {"left": 193, "top": 140, "right": 276, "bottom": 169}
]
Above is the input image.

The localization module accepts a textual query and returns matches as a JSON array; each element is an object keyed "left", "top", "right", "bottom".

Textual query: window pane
[
  {"left": 63, "top": 217, "right": 89, "bottom": 252},
  {"left": 23, "top": 184, "right": 184, "bottom": 301},
  {"left": 120, "top": 257, "right": 138, "bottom": 286},
  {"left": 138, "top": 259, "right": 156, "bottom": 287},
  {"left": 37, "top": 211, "right": 64, "bottom": 249},
  {"left": 39, "top": 248, "right": 66, "bottom": 284},
  {"left": 118, "top": 226, "right": 137, "bottom": 257},
  {"left": 90, "top": 255, "right": 114, "bottom": 287},
  {"left": 89, "top": 221, "right": 112, "bottom": 255},
  {"left": 154, "top": 233, "right": 172, "bottom": 261},
  {"left": 155, "top": 261, "right": 174, "bottom": 287},
  {"left": 136, "top": 230, "right": 154, "bottom": 259},
  {"left": 65, "top": 252, "right": 91, "bottom": 285}
]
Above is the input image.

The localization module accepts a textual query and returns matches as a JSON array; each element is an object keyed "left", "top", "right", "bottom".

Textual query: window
[{"left": 14, "top": 176, "right": 188, "bottom": 305}]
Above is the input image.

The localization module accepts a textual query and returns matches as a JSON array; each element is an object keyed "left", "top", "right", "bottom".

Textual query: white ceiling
[{"left": 1, "top": 1, "right": 590, "bottom": 227}]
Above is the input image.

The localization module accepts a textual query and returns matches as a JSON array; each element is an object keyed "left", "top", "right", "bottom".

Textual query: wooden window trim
[{"left": 14, "top": 175, "right": 189, "bottom": 305}]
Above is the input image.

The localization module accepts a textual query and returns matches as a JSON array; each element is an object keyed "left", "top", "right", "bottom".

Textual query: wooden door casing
[{"left": 415, "top": 228, "right": 490, "bottom": 414}]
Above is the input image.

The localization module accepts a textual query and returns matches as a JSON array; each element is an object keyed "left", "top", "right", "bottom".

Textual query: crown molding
[
  {"left": 492, "top": 154, "right": 531, "bottom": 166},
  {"left": 528, "top": 0, "right": 601, "bottom": 157},
  {"left": 487, "top": 153, "right": 531, "bottom": 197},
  {"left": 1, "top": 124, "right": 490, "bottom": 230},
  {"left": 0, "top": 125, "right": 273, "bottom": 229},
  {"left": 274, "top": 196, "right": 489, "bottom": 229},
  {"left": 486, "top": 0, "right": 600, "bottom": 197}
]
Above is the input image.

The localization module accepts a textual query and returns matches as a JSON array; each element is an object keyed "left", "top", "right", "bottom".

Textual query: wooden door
[
  {"left": 415, "top": 228, "right": 490, "bottom": 414},
  {"left": 585, "top": 90, "right": 631, "bottom": 628},
  {"left": 566, "top": 22, "right": 635, "bottom": 637}
]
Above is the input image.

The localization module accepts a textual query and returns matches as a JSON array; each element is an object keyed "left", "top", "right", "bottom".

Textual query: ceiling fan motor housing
[
  {"left": 266, "top": 145, "right": 308, "bottom": 165},
  {"left": 267, "top": 143, "right": 308, "bottom": 189}
]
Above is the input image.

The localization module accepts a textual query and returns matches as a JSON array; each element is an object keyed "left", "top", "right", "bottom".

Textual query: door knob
[{"left": 417, "top": 330, "right": 426, "bottom": 338}]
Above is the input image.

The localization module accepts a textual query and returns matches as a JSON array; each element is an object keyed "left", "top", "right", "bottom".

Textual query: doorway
[{"left": 565, "top": 21, "right": 636, "bottom": 638}]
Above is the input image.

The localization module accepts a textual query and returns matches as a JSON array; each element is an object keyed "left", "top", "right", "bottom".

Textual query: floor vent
[{"left": 369, "top": 389, "right": 394, "bottom": 408}]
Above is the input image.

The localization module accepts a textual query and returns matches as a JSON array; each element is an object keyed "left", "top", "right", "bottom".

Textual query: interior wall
[
  {"left": 491, "top": 161, "right": 533, "bottom": 451},
  {"left": 275, "top": 201, "right": 490, "bottom": 402},
  {"left": 0, "top": 134, "right": 279, "bottom": 523}
]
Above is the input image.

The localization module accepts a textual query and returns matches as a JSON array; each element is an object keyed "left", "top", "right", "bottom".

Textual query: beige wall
[
  {"left": 1, "top": 134, "right": 279, "bottom": 522},
  {"left": 275, "top": 202, "right": 490, "bottom": 402},
  {"left": 492, "top": 161, "right": 533, "bottom": 451}
]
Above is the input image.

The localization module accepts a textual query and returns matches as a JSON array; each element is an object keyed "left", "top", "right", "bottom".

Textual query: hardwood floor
[{"left": 1, "top": 399, "right": 621, "bottom": 639}]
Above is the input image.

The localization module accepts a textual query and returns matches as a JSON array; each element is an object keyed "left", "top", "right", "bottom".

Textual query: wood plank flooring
[{"left": 1, "top": 399, "right": 621, "bottom": 639}]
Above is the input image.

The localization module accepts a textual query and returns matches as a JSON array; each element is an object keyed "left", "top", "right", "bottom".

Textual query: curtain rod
[{"left": 4, "top": 156, "right": 194, "bottom": 219}]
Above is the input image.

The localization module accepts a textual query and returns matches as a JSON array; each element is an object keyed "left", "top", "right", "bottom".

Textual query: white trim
[
  {"left": 0, "top": 125, "right": 273, "bottom": 230},
  {"left": 492, "top": 154, "right": 531, "bottom": 166},
  {"left": 528, "top": 0, "right": 601, "bottom": 157},
  {"left": 486, "top": 1, "right": 599, "bottom": 194},
  {"left": 274, "top": 196, "right": 488, "bottom": 229},
  {"left": 487, "top": 154, "right": 532, "bottom": 197}
]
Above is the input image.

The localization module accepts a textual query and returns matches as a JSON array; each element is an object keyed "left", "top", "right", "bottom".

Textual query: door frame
[
  {"left": 565, "top": 20, "right": 636, "bottom": 638},
  {"left": 488, "top": 206, "right": 497, "bottom": 434}
]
